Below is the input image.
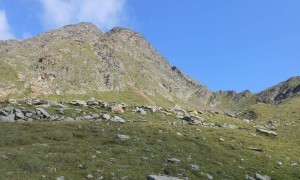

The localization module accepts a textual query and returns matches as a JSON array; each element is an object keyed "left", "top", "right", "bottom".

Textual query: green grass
[{"left": 0, "top": 101, "right": 299, "bottom": 179}]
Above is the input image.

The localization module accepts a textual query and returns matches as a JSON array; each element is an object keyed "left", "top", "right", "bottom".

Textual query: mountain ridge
[
  {"left": 0, "top": 22, "right": 299, "bottom": 112},
  {"left": 0, "top": 22, "right": 212, "bottom": 108}
]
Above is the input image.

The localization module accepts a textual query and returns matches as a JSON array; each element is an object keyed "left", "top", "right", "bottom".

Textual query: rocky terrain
[
  {"left": 0, "top": 22, "right": 211, "bottom": 109},
  {"left": 1, "top": 22, "right": 299, "bottom": 112},
  {"left": 0, "top": 97, "right": 299, "bottom": 179},
  {"left": 0, "top": 22, "right": 300, "bottom": 179}
]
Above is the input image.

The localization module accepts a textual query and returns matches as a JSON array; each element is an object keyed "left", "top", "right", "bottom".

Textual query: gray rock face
[
  {"left": 15, "top": 110, "right": 24, "bottom": 119},
  {"left": 256, "top": 128, "right": 277, "bottom": 136},
  {"left": 147, "top": 175, "right": 182, "bottom": 180},
  {"left": 257, "top": 76, "right": 300, "bottom": 104},
  {"left": 0, "top": 114, "right": 15, "bottom": 122},
  {"left": 0, "top": 22, "right": 212, "bottom": 106}
]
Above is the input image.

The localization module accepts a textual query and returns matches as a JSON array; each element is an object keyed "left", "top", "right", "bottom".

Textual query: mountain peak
[{"left": 35, "top": 22, "right": 104, "bottom": 42}]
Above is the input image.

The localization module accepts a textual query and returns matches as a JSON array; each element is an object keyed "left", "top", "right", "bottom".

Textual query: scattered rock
[
  {"left": 117, "top": 134, "right": 130, "bottom": 140},
  {"left": 182, "top": 115, "right": 192, "bottom": 121},
  {"left": 206, "top": 173, "right": 213, "bottom": 179},
  {"left": 147, "top": 175, "right": 182, "bottom": 180},
  {"left": 0, "top": 114, "right": 15, "bottom": 122},
  {"left": 176, "top": 132, "right": 183, "bottom": 136},
  {"left": 36, "top": 108, "right": 51, "bottom": 118},
  {"left": 248, "top": 147, "right": 264, "bottom": 152},
  {"left": 145, "top": 106, "right": 159, "bottom": 113},
  {"left": 15, "top": 110, "right": 24, "bottom": 119},
  {"left": 190, "top": 164, "right": 199, "bottom": 171},
  {"left": 256, "top": 128, "right": 277, "bottom": 136},
  {"left": 276, "top": 161, "right": 283, "bottom": 166},
  {"left": 291, "top": 162, "right": 299, "bottom": 167},
  {"left": 255, "top": 173, "right": 271, "bottom": 180},
  {"left": 87, "top": 174, "right": 93, "bottom": 179},
  {"left": 110, "top": 116, "right": 125, "bottom": 123},
  {"left": 245, "top": 175, "right": 255, "bottom": 180},
  {"left": 56, "top": 176, "right": 65, "bottom": 180},
  {"left": 136, "top": 107, "right": 147, "bottom": 115},
  {"left": 69, "top": 100, "right": 87, "bottom": 106},
  {"left": 102, "top": 113, "right": 111, "bottom": 120},
  {"left": 110, "top": 104, "right": 125, "bottom": 113},
  {"left": 166, "top": 158, "right": 181, "bottom": 164}
]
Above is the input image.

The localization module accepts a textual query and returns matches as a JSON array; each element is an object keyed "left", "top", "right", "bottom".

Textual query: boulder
[
  {"left": 102, "top": 114, "right": 111, "bottom": 120},
  {"left": 15, "top": 110, "right": 25, "bottom": 119},
  {"left": 36, "top": 108, "right": 51, "bottom": 118},
  {"left": 83, "top": 115, "right": 94, "bottom": 120},
  {"left": 69, "top": 100, "right": 87, "bottom": 106},
  {"left": 136, "top": 107, "right": 147, "bottom": 115},
  {"left": 147, "top": 175, "right": 182, "bottom": 180},
  {"left": 245, "top": 175, "right": 255, "bottom": 180},
  {"left": 0, "top": 110, "right": 9, "bottom": 116},
  {"left": 87, "top": 99, "right": 99, "bottom": 106},
  {"left": 117, "top": 134, "right": 130, "bottom": 140},
  {"left": 189, "top": 120, "right": 202, "bottom": 125},
  {"left": 256, "top": 128, "right": 277, "bottom": 136},
  {"left": 0, "top": 114, "right": 15, "bottom": 122},
  {"left": 110, "top": 116, "right": 125, "bottom": 123},
  {"left": 182, "top": 115, "right": 192, "bottom": 121},
  {"left": 255, "top": 173, "right": 271, "bottom": 180},
  {"left": 4, "top": 107, "right": 13, "bottom": 114},
  {"left": 110, "top": 104, "right": 124, "bottom": 113},
  {"left": 145, "top": 106, "right": 159, "bottom": 113},
  {"left": 166, "top": 158, "right": 181, "bottom": 164},
  {"left": 190, "top": 164, "right": 200, "bottom": 171}
]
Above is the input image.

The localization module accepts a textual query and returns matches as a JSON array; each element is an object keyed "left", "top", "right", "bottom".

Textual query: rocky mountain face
[
  {"left": 0, "top": 22, "right": 299, "bottom": 111},
  {"left": 0, "top": 22, "right": 211, "bottom": 107},
  {"left": 209, "top": 77, "right": 300, "bottom": 113},
  {"left": 257, "top": 76, "right": 300, "bottom": 104}
]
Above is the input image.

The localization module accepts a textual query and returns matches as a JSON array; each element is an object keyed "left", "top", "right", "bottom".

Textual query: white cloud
[
  {"left": 39, "top": 0, "right": 128, "bottom": 31},
  {"left": 0, "top": 10, "right": 15, "bottom": 40}
]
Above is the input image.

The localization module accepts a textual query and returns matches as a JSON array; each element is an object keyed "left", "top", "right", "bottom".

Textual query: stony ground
[{"left": 0, "top": 98, "right": 299, "bottom": 179}]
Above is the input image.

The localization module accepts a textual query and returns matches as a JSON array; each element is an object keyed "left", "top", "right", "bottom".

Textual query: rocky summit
[
  {"left": 0, "top": 23, "right": 300, "bottom": 179},
  {"left": 0, "top": 22, "right": 211, "bottom": 109}
]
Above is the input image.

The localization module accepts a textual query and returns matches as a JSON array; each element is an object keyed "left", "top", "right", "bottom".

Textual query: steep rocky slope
[
  {"left": 0, "top": 22, "right": 211, "bottom": 107},
  {"left": 0, "top": 22, "right": 299, "bottom": 112},
  {"left": 257, "top": 76, "right": 300, "bottom": 104}
]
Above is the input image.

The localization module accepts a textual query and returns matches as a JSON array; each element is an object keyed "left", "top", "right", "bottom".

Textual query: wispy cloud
[
  {"left": 0, "top": 10, "right": 15, "bottom": 40},
  {"left": 39, "top": 0, "right": 128, "bottom": 31}
]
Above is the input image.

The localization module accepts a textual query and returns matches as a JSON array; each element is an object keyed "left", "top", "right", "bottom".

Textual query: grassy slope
[{"left": 0, "top": 98, "right": 299, "bottom": 179}]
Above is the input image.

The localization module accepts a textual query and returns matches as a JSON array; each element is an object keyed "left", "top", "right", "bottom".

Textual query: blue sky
[{"left": 0, "top": 0, "right": 299, "bottom": 93}]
